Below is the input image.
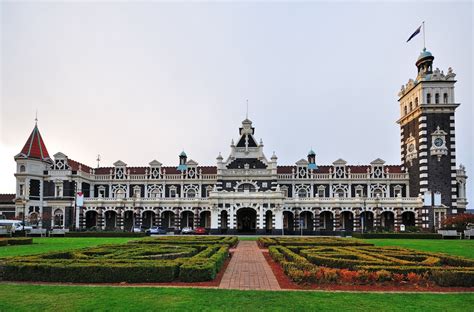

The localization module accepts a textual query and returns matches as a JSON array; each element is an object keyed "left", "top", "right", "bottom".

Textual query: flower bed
[
  {"left": 0, "top": 238, "right": 235, "bottom": 283},
  {"left": 267, "top": 238, "right": 474, "bottom": 287}
]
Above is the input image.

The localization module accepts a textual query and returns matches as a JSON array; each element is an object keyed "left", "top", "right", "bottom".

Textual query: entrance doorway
[{"left": 237, "top": 208, "right": 257, "bottom": 233}]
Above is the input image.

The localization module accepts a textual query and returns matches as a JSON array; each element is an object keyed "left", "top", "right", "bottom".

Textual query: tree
[{"left": 441, "top": 213, "right": 474, "bottom": 231}]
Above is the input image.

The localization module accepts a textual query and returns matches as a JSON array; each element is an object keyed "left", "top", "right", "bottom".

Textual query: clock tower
[{"left": 397, "top": 49, "right": 467, "bottom": 228}]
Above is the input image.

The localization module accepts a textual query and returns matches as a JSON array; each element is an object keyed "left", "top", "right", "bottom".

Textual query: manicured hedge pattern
[
  {"left": 267, "top": 238, "right": 474, "bottom": 287},
  {"left": 352, "top": 233, "right": 442, "bottom": 239},
  {"left": 0, "top": 238, "right": 234, "bottom": 283},
  {"left": 132, "top": 236, "right": 238, "bottom": 247},
  {"left": 0, "top": 238, "right": 33, "bottom": 247},
  {"left": 66, "top": 232, "right": 146, "bottom": 237},
  {"left": 258, "top": 237, "right": 374, "bottom": 248}
]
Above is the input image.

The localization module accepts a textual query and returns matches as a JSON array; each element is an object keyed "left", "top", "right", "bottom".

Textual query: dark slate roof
[{"left": 0, "top": 194, "right": 15, "bottom": 204}]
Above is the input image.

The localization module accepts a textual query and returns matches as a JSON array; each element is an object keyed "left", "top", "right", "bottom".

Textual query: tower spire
[
  {"left": 246, "top": 99, "right": 249, "bottom": 119},
  {"left": 35, "top": 110, "right": 38, "bottom": 126}
]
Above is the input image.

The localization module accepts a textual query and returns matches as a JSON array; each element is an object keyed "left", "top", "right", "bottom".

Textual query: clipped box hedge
[
  {"left": 0, "top": 238, "right": 233, "bottom": 283},
  {"left": 66, "top": 232, "right": 146, "bottom": 238},
  {"left": 352, "top": 233, "right": 442, "bottom": 239},
  {"left": 258, "top": 236, "right": 374, "bottom": 248},
  {"left": 0, "top": 237, "right": 33, "bottom": 247}
]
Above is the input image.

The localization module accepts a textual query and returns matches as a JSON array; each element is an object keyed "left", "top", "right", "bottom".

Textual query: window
[
  {"left": 394, "top": 187, "right": 402, "bottom": 197},
  {"left": 19, "top": 165, "right": 26, "bottom": 173},
  {"left": 53, "top": 209, "right": 63, "bottom": 228},
  {"left": 169, "top": 188, "right": 177, "bottom": 198},
  {"left": 435, "top": 93, "right": 439, "bottom": 104},
  {"left": 98, "top": 187, "right": 105, "bottom": 198},
  {"left": 133, "top": 186, "right": 141, "bottom": 198},
  {"left": 334, "top": 189, "right": 345, "bottom": 198},
  {"left": 373, "top": 189, "right": 383, "bottom": 198},
  {"left": 415, "top": 97, "right": 418, "bottom": 106},
  {"left": 206, "top": 186, "right": 213, "bottom": 197},
  {"left": 281, "top": 186, "right": 289, "bottom": 197},
  {"left": 262, "top": 182, "right": 268, "bottom": 188},
  {"left": 19, "top": 184, "right": 24, "bottom": 197},
  {"left": 409, "top": 102, "right": 413, "bottom": 111},
  {"left": 355, "top": 188, "right": 364, "bottom": 197},
  {"left": 115, "top": 189, "right": 126, "bottom": 199},
  {"left": 427, "top": 93, "right": 431, "bottom": 104},
  {"left": 237, "top": 183, "right": 256, "bottom": 192},
  {"left": 404, "top": 106, "right": 407, "bottom": 115},
  {"left": 443, "top": 93, "right": 448, "bottom": 104},
  {"left": 318, "top": 186, "right": 325, "bottom": 198},
  {"left": 226, "top": 182, "right": 232, "bottom": 188},
  {"left": 297, "top": 188, "right": 308, "bottom": 198},
  {"left": 151, "top": 188, "right": 161, "bottom": 198},
  {"left": 187, "top": 189, "right": 196, "bottom": 198}
]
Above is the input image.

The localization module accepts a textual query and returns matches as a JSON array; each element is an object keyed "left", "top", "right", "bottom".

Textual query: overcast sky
[{"left": 0, "top": 2, "right": 472, "bottom": 205}]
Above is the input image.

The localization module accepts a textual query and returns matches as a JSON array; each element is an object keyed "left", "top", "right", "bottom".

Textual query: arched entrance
[
  {"left": 237, "top": 208, "right": 257, "bottom": 233},
  {"left": 283, "top": 211, "right": 294, "bottom": 232},
  {"left": 360, "top": 211, "right": 374, "bottom": 232},
  {"left": 181, "top": 211, "right": 194, "bottom": 228},
  {"left": 200, "top": 211, "right": 211, "bottom": 228},
  {"left": 123, "top": 210, "right": 134, "bottom": 231},
  {"left": 265, "top": 210, "right": 273, "bottom": 233},
  {"left": 104, "top": 210, "right": 116, "bottom": 230},
  {"left": 402, "top": 211, "right": 416, "bottom": 228},
  {"left": 340, "top": 211, "right": 353, "bottom": 232},
  {"left": 300, "top": 211, "right": 313, "bottom": 233},
  {"left": 142, "top": 211, "right": 155, "bottom": 229},
  {"left": 320, "top": 211, "right": 333, "bottom": 231},
  {"left": 162, "top": 211, "right": 175, "bottom": 230},
  {"left": 220, "top": 210, "right": 228, "bottom": 233},
  {"left": 381, "top": 211, "right": 395, "bottom": 231},
  {"left": 85, "top": 210, "right": 98, "bottom": 229},
  {"left": 53, "top": 209, "right": 64, "bottom": 228}
]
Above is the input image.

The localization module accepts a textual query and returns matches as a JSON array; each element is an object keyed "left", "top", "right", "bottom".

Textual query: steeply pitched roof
[{"left": 15, "top": 125, "right": 51, "bottom": 162}]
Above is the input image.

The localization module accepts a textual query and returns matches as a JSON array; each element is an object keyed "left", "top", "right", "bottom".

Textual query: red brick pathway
[{"left": 219, "top": 241, "right": 280, "bottom": 290}]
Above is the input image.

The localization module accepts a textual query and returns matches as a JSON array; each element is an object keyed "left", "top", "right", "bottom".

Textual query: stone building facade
[{"left": 1, "top": 49, "right": 468, "bottom": 234}]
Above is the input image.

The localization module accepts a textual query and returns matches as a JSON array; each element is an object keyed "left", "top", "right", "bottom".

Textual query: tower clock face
[{"left": 434, "top": 137, "right": 444, "bottom": 147}]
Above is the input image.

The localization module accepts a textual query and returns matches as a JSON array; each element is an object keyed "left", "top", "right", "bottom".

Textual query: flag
[
  {"left": 76, "top": 192, "right": 84, "bottom": 207},
  {"left": 406, "top": 25, "right": 422, "bottom": 42}
]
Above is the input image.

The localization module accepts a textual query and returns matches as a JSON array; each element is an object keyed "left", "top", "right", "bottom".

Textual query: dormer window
[{"left": 435, "top": 93, "right": 439, "bottom": 104}]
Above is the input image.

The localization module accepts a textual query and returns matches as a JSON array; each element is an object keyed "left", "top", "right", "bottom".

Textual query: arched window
[
  {"left": 151, "top": 188, "right": 161, "bottom": 198},
  {"left": 187, "top": 189, "right": 196, "bottom": 198},
  {"left": 335, "top": 189, "right": 345, "bottom": 198},
  {"left": 115, "top": 189, "right": 126, "bottom": 199},
  {"left": 435, "top": 93, "right": 439, "bottom": 104},
  {"left": 19, "top": 165, "right": 26, "bottom": 173},
  {"left": 409, "top": 102, "right": 413, "bottom": 111},
  {"left": 237, "top": 183, "right": 256, "bottom": 192},
  {"left": 297, "top": 188, "right": 308, "bottom": 198},
  {"left": 427, "top": 93, "right": 431, "bottom": 104},
  {"left": 404, "top": 106, "right": 408, "bottom": 115},
  {"left": 373, "top": 189, "right": 384, "bottom": 198},
  {"left": 53, "top": 209, "right": 63, "bottom": 228},
  {"left": 29, "top": 212, "right": 39, "bottom": 226},
  {"left": 443, "top": 93, "right": 448, "bottom": 104},
  {"left": 415, "top": 97, "right": 418, "bottom": 106}
]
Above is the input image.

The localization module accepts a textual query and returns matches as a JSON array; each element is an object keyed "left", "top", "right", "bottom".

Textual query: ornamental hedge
[
  {"left": 258, "top": 237, "right": 373, "bottom": 248},
  {"left": 132, "top": 236, "right": 238, "bottom": 247},
  {"left": 0, "top": 237, "right": 234, "bottom": 283},
  {"left": 0, "top": 238, "right": 33, "bottom": 247},
  {"left": 66, "top": 232, "right": 146, "bottom": 237},
  {"left": 266, "top": 237, "right": 474, "bottom": 287},
  {"left": 352, "top": 233, "right": 442, "bottom": 239}
]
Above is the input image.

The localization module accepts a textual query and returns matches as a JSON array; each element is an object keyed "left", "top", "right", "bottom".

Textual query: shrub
[
  {"left": 7, "top": 238, "right": 33, "bottom": 245},
  {"left": 430, "top": 270, "right": 474, "bottom": 287},
  {"left": 441, "top": 213, "right": 474, "bottom": 231},
  {"left": 352, "top": 233, "right": 442, "bottom": 239},
  {"left": 0, "top": 239, "right": 8, "bottom": 247},
  {"left": 375, "top": 270, "right": 392, "bottom": 282},
  {"left": 66, "top": 232, "right": 146, "bottom": 237}
]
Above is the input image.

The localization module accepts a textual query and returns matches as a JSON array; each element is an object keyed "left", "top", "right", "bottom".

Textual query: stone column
[
  {"left": 194, "top": 208, "right": 200, "bottom": 228},
  {"left": 135, "top": 208, "right": 142, "bottom": 229},
  {"left": 116, "top": 208, "right": 124, "bottom": 230},
  {"left": 97, "top": 208, "right": 104, "bottom": 230},
  {"left": 174, "top": 207, "right": 180, "bottom": 231},
  {"left": 374, "top": 207, "right": 381, "bottom": 228},
  {"left": 313, "top": 209, "right": 320, "bottom": 232},
  {"left": 333, "top": 208, "right": 341, "bottom": 231},
  {"left": 78, "top": 207, "right": 85, "bottom": 229},
  {"left": 153, "top": 208, "right": 160, "bottom": 227},
  {"left": 273, "top": 208, "right": 283, "bottom": 235},
  {"left": 394, "top": 208, "right": 402, "bottom": 232},
  {"left": 353, "top": 208, "right": 361, "bottom": 232},
  {"left": 294, "top": 209, "right": 300, "bottom": 234},
  {"left": 257, "top": 206, "right": 266, "bottom": 235},
  {"left": 210, "top": 207, "right": 219, "bottom": 234}
]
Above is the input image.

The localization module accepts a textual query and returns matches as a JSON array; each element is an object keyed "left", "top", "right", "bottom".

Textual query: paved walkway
[{"left": 219, "top": 241, "right": 280, "bottom": 290}]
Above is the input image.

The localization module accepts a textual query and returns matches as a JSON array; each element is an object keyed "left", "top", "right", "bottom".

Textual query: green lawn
[
  {"left": 0, "top": 284, "right": 472, "bottom": 312},
  {"left": 363, "top": 239, "right": 474, "bottom": 259},
  {"left": 0, "top": 237, "right": 141, "bottom": 258}
]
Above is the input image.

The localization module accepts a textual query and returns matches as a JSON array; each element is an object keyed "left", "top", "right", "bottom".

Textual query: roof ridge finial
[{"left": 35, "top": 110, "right": 38, "bottom": 126}]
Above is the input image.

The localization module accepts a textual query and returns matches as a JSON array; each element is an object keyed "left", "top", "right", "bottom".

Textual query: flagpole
[{"left": 423, "top": 21, "right": 426, "bottom": 49}]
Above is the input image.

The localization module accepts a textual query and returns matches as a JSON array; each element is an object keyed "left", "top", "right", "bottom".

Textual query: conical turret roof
[{"left": 15, "top": 124, "right": 51, "bottom": 162}]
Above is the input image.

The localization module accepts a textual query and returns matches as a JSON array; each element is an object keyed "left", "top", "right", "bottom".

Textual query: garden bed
[
  {"left": 257, "top": 237, "right": 373, "bottom": 248},
  {"left": 352, "top": 233, "right": 442, "bottom": 239},
  {"left": 0, "top": 237, "right": 33, "bottom": 247},
  {"left": 263, "top": 237, "right": 474, "bottom": 288},
  {"left": 0, "top": 237, "right": 237, "bottom": 283}
]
